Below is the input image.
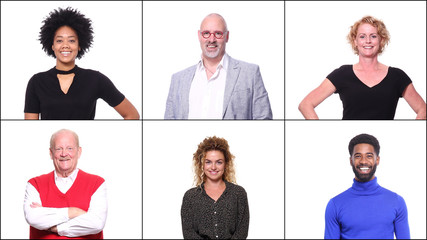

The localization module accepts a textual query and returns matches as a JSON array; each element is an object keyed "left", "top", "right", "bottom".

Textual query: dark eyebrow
[{"left": 55, "top": 36, "right": 77, "bottom": 38}]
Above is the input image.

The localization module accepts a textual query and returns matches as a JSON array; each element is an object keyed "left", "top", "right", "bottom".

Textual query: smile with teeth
[
  {"left": 363, "top": 46, "right": 373, "bottom": 49},
  {"left": 209, "top": 170, "right": 219, "bottom": 175},
  {"left": 358, "top": 167, "right": 370, "bottom": 173}
]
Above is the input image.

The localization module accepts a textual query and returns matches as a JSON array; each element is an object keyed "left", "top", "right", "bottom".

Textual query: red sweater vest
[{"left": 28, "top": 170, "right": 105, "bottom": 239}]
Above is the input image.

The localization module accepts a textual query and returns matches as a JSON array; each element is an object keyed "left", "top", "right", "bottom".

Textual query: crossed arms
[{"left": 23, "top": 182, "right": 108, "bottom": 237}]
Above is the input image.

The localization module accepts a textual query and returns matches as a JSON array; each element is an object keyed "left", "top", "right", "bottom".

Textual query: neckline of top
[{"left": 54, "top": 65, "right": 78, "bottom": 75}]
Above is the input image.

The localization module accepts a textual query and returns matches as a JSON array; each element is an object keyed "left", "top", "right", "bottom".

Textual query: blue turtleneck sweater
[{"left": 324, "top": 177, "right": 410, "bottom": 239}]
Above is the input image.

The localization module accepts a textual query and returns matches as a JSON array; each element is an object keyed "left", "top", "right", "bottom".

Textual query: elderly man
[
  {"left": 24, "top": 129, "right": 107, "bottom": 239},
  {"left": 324, "top": 133, "right": 410, "bottom": 239},
  {"left": 165, "top": 13, "right": 272, "bottom": 119}
]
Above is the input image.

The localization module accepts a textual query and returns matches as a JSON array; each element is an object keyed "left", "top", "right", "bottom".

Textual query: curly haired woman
[
  {"left": 24, "top": 7, "right": 139, "bottom": 119},
  {"left": 181, "top": 136, "right": 249, "bottom": 239}
]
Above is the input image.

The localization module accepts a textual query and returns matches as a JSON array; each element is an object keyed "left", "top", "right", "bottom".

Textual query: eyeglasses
[
  {"left": 200, "top": 31, "right": 227, "bottom": 39},
  {"left": 52, "top": 147, "right": 76, "bottom": 153}
]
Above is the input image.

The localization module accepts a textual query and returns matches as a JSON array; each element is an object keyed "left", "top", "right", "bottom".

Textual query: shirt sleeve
[
  {"left": 394, "top": 195, "right": 410, "bottom": 239},
  {"left": 96, "top": 71, "right": 125, "bottom": 107},
  {"left": 252, "top": 65, "right": 273, "bottom": 120},
  {"left": 24, "top": 75, "right": 41, "bottom": 113},
  {"left": 393, "top": 67, "right": 413, "bottom": 97},
  {"left": 23, "top": 182, "right": 69, "bottom": 230},
  {"left": 324, "top": 199, "right": 340, "bottom": 239},
  {"left": 56, "top": 181, "right": 108, "bottom": 237},
  {"left": 231, "top": 188, "right": 249, "bottom": 239},
  {"left": 181, "top": 191, "right": 203, "bottom": 239},
  {"left": 326, "top": 65, "right": 347, "bottom": 93}
]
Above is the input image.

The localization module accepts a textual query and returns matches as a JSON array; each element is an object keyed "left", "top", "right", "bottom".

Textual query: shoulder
[
  {"left": 76, "top": 66, "right": 106, "bottom": 78},
  {"left": 331, "top": 64, "right": 352, "bottom": 74},
  {"left": 172, "top": 64, "right": 197, "bottom": 78},
  {"left": 378, "top": 185, "right": 403, "bottom": 199},
  {"left": 329, "top": 187, "right": 352, "bottom": 203},
  {"left": 28, "top": 68, "right": 55, "bottom": 83},
  {"left": 28, "top": 171, "right": 54, "bottom": 187},
  {"left": 229, "top": 57, "right": 259, "bottom": 71},
  {"left": 388, "top": 66, "right": 411, "bottom": 78},
  {"left": 78, "top": 169, "right": 105, "bottom": 183},
  {"left": 183, "top": 186, "right": 202, "bottom": 199},
  {"left": 226, "top": 181, "right": 247, "bottom": 196}
]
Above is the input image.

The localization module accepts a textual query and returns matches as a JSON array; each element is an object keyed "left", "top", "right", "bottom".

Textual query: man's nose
[{"left": 208, "top": 33, "right": 216, "bottom": 42}]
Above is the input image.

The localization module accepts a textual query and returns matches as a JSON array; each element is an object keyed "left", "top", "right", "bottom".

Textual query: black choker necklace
[{"left": 54, "top": 66, "right": 77, "bottom": 74}]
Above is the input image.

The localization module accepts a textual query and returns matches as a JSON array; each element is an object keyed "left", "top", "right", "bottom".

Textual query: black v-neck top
[
  {"left": 327, "top": 65, "right": 412, "bottom": 119},
  {"left": 24, "top": 66, "right": 125, "bottom": 119}
]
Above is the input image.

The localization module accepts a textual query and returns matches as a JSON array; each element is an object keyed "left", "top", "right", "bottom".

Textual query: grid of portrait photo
[{"left": 1, "top": 1, "right": 426, "bottom": 239}]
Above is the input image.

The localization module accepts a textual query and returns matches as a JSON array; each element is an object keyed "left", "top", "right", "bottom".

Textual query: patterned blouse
[{"left": 181, "top": 181, "right": 249, "bottom": 239}]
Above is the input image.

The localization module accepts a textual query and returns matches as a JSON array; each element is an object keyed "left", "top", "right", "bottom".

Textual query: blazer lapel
[
  {"left": 222, "top": 57, "right": 240, "bottom": 117},
  {"left": 182, "top": 66, "right": 197, "bottom": 118}
]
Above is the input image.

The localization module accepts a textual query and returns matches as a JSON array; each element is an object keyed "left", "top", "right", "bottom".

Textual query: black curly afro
[{"left": 39, "top": 7, "right": 93, "bottom": 59}]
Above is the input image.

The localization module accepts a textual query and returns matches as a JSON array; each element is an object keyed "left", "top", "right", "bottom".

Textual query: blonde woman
[
  {"left": 299, "top": 16, "right": 426, "bottom": 120},
  {"left": 181, "top": 136, "right": 249, "bottom": 239}
]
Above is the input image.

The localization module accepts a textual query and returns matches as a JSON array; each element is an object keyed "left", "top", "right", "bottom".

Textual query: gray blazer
[{"left": 164, "top": 56, "right": 273, "bottom": 119}]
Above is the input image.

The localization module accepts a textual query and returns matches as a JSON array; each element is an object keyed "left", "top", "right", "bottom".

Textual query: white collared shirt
[
  {"left": 23, "top": 168, "right": 107, "bottom": 237},
  {"left": 188, "top": 53, "right": 229, "bottom": 119}
]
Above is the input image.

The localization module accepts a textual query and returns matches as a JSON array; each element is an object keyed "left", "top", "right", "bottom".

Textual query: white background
[
  {"left": 143, "top": 1, "right": 285, "bottom": 119},
  {"left": 285, "top": 1, "right": 427, "bottom": 119},
  {"left": 0, "top": 1, "right": 142, "bottom": 119},
  {"left": 143, "top": 121, "right": 285, "bottom": 239},
  {"left": 285, "top": 120, "right": 426, "bottom": 239},
  {"left": 0, "top": 121, "right": 142, "bottom": 239}
]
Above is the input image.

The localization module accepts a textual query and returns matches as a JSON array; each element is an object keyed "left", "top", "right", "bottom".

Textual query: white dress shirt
[
  {"left": 23, "top": 169, "right": 108, "bottom": 237},
  {"left": 188, "top": 53, "right": 229, "bottom": 119}
]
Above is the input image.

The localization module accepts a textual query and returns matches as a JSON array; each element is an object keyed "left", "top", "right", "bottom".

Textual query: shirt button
[
  {"left": 215, "top": 224, "right": 217, "bottom": 227},
  {"left": 216, "top": 236, "right": 218, "bottom": 238},
  {"left": 214, "top": 211, "right": 216, "bottom": 214}
]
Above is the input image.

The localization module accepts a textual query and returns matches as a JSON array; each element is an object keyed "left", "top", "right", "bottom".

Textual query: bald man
[
  {"left": 165, "top": 13, "right": 272, "bottom": 120},
  {"left": 24, "top": 129, "right": 107, "bottom": 239}
]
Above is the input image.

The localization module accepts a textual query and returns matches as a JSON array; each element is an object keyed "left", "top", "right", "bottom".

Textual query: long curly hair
[
  {"left": 193, "top": 136, "right": 236, "bottom": 187},
  {"left": 39, "top": 7, "right": 94, "bottom": 59},
  {"left": 347, "top": 16, "right": 390, "bottom": 55}
]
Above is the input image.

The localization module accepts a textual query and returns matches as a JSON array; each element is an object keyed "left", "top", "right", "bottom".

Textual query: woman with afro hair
[
  {"left": 24, "top": 7, "right": 140, "bottom": 119},
  {"left": 181, "top": 136, "right": 249, "bottom": 239}
]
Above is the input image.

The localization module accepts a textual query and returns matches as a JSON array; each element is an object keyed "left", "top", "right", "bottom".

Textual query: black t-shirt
[
  {"left": 24, "top": 66, "right": 125, "bottom": 119},
  {"left": 327, "top": 65, "right": 412, "bottom": 120}
]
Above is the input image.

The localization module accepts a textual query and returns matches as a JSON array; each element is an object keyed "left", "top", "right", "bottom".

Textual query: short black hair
[
  {"left": 39, "top": 7, "right": 93, "bottom": 59},
  {"left": 348, "top": 133, "right": 380, "bottom": 156}
]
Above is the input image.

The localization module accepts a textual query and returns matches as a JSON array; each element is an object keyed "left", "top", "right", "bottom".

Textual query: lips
[
  {"left": 207, "top": 43, "right": 218, "bottom": 49},
  {"left": 60, "top": 51, "right": 71, "bottom": 56},
  {"left": 363, "top": 46, "right": 373, "bottom": 49},
  {"left": 357, "top": 166, "right": 371, "bottom": 173},
  {"left": 209, "top": 170, "right": 219, "bottom": 175}
]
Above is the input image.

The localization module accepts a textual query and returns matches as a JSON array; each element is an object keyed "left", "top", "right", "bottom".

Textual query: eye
[
  {"left": 69, "top": 39, "right": 76, "bottom": 43},
  {"left": 371, "top": 35, "right": 377, "bottom": 38},
  {"left": 67, "top": 147, "right": 74, "bottom": 151},
  {"left": 214, "top": 31, "right": 223, "bottom": 38},
  {"left": 56, "top": 40, "right": 63, "bottom": 43}
]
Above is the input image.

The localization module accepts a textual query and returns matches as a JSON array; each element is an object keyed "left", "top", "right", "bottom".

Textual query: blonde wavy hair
[
  {"left": 193, "top": 136, "right": 236, "bottom": 187},
  {"left": 347, "top": 16, "right": 390, "bottom": 55}
]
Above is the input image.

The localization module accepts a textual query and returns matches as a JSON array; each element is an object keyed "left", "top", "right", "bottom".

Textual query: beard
[
  {"left": 203, "top": 47, "right": 220, "bottom": 59},
  {"left": 352, "top": 162, "right": 377, "bottom": 182}
]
